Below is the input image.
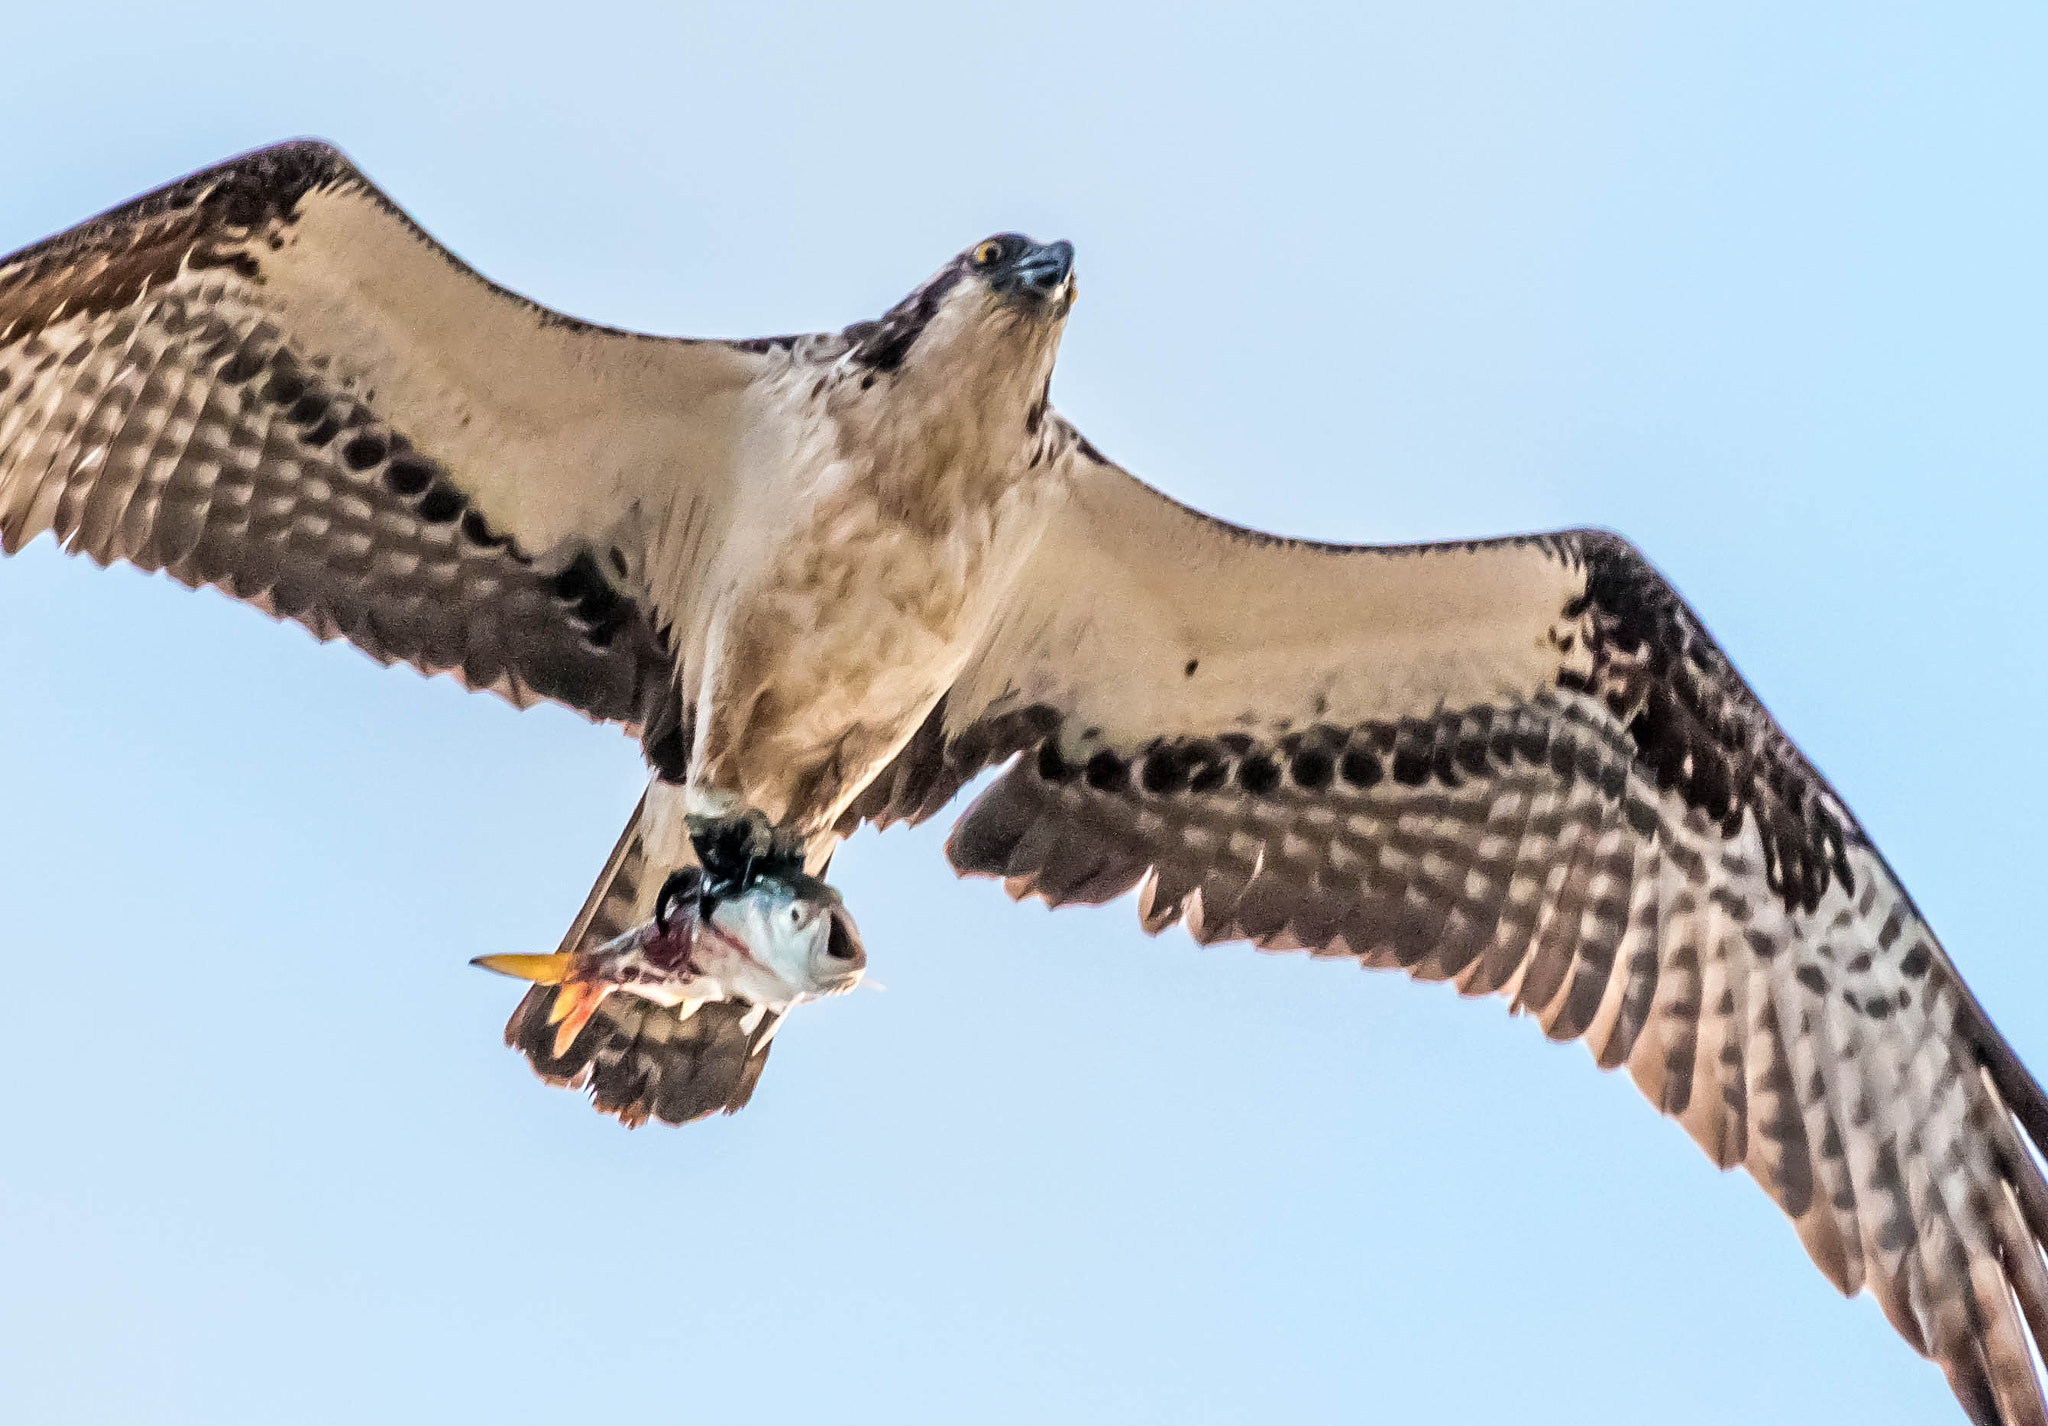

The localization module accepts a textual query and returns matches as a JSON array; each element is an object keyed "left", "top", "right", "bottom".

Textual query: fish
[{"left": 473, "top": 865, "right": 865, "bottom": 1060}]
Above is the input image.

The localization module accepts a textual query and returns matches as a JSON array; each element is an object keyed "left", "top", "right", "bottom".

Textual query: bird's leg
[{"left": 685, "top": 805, "right": 807, "bottom": 906}]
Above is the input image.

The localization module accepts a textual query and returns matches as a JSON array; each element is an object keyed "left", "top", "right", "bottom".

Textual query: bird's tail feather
[
  {"left": 504, "top": 985, "right": 775, "bottom": 1127},
  {"left": 553, "top": 789, "right": 658, "bottom": 962},
  {"left": 498, "top": 791, "right": 777, "bottom": 1126}
]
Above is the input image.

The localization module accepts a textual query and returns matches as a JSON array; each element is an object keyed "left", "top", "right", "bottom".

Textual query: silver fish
[{"left": 472, "top": 867, "right": 864, "bottom": 1058}]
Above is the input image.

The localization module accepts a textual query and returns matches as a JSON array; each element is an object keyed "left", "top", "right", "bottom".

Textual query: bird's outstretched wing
[
  {"left": 0, "top": 139, "right": 768, "bottom": 732},
  {"left": 848, "top": 421, "right": 2048, "bottom": 1426}
]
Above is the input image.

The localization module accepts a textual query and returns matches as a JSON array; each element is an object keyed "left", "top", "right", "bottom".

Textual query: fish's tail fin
[{"left": 497, "top": 791, "right": 778, "bottom": 1126}]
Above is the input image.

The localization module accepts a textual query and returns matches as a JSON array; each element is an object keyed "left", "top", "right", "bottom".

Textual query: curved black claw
[{"left": 654, "top": 866, "right": 703, "bottom": 938}]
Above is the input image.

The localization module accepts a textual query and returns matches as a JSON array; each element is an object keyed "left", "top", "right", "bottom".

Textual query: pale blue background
[{"left": 2, "top": 5, "right": 2045, "bottom": 1423}]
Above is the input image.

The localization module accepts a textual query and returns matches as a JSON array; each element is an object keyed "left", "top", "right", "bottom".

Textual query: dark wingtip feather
[
  {"left": 946, "top": 776, "right": 1050, "bottom": 879},
  {"left": 1962, "top": 983, "right": 2048, "bottom": 1167}
]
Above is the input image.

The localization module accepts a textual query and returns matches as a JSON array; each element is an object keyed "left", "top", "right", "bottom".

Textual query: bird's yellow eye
[{"left": 973, "top": 240, "right": 1004, "bottom": 267}]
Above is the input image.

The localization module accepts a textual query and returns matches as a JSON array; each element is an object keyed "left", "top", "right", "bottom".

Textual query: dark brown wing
[
  {"left": 0, "top": 139, "right": 768, "bottom": 729},
  {"left": 851, "top": 425, "right": 2048, "bottom": 1425}
]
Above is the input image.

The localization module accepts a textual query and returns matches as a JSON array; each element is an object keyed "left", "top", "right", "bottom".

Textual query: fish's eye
[{"left": 972, "top": 239, "right": 1005, "bottom": 268}]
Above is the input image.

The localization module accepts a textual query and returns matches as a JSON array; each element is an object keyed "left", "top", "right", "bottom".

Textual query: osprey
[{"left": 2, "top": 140, "right": 2044, "bottom": 1423}]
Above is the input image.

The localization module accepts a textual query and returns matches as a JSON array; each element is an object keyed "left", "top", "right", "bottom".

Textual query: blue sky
[{"left": 3, "top": 4, "right": 2046, "bottom": 1422}]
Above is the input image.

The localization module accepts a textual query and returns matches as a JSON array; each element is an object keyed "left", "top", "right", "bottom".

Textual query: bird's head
[
  {"left": 844, "top": 232, "right": 1077, "bottom": 402},
  {"left": 960, "top": 232, "right": 1077, "bottom": 315}
]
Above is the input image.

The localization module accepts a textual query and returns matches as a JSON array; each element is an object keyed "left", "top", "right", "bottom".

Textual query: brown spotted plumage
[
  {"left": 505, "top": 985, "right": 775, "bottom": 1129},
  {"left": 0, "top": 139, "right": 758, "bottom": 740},
  {"left": 855, "top": 459, "right": 2048, "bottom": 1425},
  {"left": 3, "top": 140, "right": 2043, "bottom": 1422}
]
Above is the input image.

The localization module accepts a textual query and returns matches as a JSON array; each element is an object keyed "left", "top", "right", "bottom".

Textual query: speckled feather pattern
[
  {"left": 505, "top": 985, "right": 772, "bottom": 1128},
  {"left": 0, "top": 140, "right": 756, "bottom": 738},
  {"left": 859, "top": 497, "right": 2048, "bottom": 1423},
  {"left": 929, "top": 662, "right": 2048, "bottom": 1423},
  {"left": 0, "top": 284, "right": 669, "bottom": 722}
]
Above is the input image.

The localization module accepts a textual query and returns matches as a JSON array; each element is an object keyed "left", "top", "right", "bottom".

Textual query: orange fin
[
  {"left": 550, "top": 983, "right": 614, "bottom": 1058},
  {"left": 471, "top": 952, "right": 574, "bottom": 985}
]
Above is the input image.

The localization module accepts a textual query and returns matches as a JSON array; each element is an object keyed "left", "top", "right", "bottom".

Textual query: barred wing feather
[
  {"left": 0, "top": 140, "right": 766, "bottom": 731},
  {"left": 852, "top": 426, "right": 2048, "bottom": 1426}
]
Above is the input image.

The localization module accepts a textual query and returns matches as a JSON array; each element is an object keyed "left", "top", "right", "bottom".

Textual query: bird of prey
[{"left": 2, "top": 140, "right": 2044, "bottom": 1423}]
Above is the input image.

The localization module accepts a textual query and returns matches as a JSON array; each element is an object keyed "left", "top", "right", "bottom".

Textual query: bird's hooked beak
[
  {"left": 990, "top": 238, "right": 1076, "bottom": 309},
  {"left": 1010, "top": 239, "right": 1074, "bottom": 295}
]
